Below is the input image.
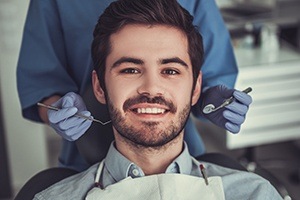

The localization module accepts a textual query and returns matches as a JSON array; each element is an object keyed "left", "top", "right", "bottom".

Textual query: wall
[{"left": 0, "top": 0, "right": 48, "bottom": 194}]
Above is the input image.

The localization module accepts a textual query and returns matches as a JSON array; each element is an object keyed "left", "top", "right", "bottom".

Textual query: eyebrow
[
  {"left": 110, "top": 56, "right": 189, "bottom": 69},
  {"left": 160, "top": 57, "right": 188, "bottom": 68},
  {"left": 111, "top": 57, "right": 144, "bottom": 69}
]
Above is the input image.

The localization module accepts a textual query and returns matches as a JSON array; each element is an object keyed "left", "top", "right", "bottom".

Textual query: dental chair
[
  {"left": 15, "top": 129, "right": 247, "bottom": 200},
  {"left": 14, "top": 152, "right": 247, "bottom": 200}
]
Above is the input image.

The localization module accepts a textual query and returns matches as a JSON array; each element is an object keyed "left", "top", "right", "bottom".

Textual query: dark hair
[{"left": 92, "top": 0, "right": 204, "bottom": 90}]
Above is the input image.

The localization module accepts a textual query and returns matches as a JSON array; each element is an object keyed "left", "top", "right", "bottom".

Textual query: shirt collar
[
  {"left": 104, "top": 142, "right": 133, "bottom": 183},
  {"left": 168, "top": 141, "right": 193, "bottom": 175},
  {"left": 104, "top": 141, "right": 193, "bottom": 182}
]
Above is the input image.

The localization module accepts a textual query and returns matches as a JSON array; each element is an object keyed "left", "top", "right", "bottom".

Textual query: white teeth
[{"left": 137, "top": 108, "right": 166, "bottom": 114}]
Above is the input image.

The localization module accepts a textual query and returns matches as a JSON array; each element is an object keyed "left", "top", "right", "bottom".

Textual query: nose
[{"left": 137, "top": 72, "right": 164, "bottom": 96}]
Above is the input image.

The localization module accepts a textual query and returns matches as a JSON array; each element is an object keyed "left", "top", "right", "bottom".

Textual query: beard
[{"left": 106, "top": 94, "right": 191, "bottom": 149}]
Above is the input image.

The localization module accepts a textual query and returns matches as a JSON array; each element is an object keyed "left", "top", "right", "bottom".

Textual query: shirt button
[{"left": 132, "top": 169, "right": 140, "bottom": 176}]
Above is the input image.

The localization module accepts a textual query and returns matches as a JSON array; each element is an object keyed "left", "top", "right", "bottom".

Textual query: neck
[{"left": 114, "top": 132, "right": 184, "bottom": 175}]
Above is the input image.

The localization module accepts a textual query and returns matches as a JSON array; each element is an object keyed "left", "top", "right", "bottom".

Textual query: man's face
[{"left": 93, "top": 24, "right": 201, "bottom": 148}]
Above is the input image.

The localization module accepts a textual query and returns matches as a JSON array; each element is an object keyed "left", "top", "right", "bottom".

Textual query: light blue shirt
[
  {"left": 34, "top": 142, "right": 282, "bottom": 200},
  {"left": 101, "top": 142, "right": 197, "bottom": 188}
]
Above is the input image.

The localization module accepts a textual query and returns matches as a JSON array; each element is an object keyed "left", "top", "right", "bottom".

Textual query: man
[
  {"left": 18, "top": 0, "right": 250, "bottom": 172},
  {"left": 33, "top": 0, "right": 280, "bottom": 199}
]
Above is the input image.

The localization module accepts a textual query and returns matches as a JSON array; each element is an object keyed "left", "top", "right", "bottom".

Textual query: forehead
[{"left": 107, "top": 24, "right": 190, "bottom": 63}]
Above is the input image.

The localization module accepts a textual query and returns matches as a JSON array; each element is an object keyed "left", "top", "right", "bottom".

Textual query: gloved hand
[
  {"left": 48, "top": 92, "right": 93, "bottom": 141},
  {"left": 200, "top": 85, "right": 252, "bottom": 133}
]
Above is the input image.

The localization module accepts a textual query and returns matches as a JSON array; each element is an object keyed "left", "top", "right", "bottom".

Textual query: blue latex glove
[
  {"left": 200, "top": 85, "right": 252, "bottom": 133},
  {"left": 48, "top": 92, "right": 93, "bottom": 141}
]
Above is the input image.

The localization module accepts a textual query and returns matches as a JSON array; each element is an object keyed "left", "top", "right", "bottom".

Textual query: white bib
[{"left": 86, "top": 158, "right": 225, "bottom": 200}]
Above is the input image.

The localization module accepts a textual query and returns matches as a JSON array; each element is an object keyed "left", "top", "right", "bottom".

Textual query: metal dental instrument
[
  {"left": 37, "top": 102, "right": 111, "bottom": 125},
  {"left": 203, "top": 87, "right": 252, "bottom": 114},
  {"left": 200, "top": 164, "right": 209, "bottom": 186}
]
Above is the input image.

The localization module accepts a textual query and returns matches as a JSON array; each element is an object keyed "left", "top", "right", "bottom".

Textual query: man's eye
[
  {"left": 163, "top": 69, "right": 179, "bottom": 75},
  {"left": 120, "top": 68, "right": 140, "bottom": 74}
]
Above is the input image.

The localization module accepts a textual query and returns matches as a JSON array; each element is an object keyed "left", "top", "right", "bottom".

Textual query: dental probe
[
  {"left": 203, "top": 87, "right": 252, "bottom": 114},
  {"left": 37, "top": 102, "right": 111, "bottom": 125}
]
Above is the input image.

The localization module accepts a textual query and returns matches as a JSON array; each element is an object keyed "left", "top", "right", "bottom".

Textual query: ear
[
  {"left": 191, "top": 71, "right": 202, "bottom": 106},
  {"left": 92, "top": 70, "right": 106, "bottom": 104}
]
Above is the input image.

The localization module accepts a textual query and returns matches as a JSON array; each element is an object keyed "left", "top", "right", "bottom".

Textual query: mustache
[{"left": 123, "top": 95, "right": 176, "bottom": 113}]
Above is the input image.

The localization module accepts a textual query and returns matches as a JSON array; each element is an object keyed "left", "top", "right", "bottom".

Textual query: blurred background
[{"left": 0, "top": 0, "right": 299, "bottom": 199}]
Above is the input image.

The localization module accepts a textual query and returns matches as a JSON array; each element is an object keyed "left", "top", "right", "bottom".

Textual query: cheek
[
  {"left": 105, "top": 81, "right": 133, "bottom": 109},
  {"left": 175, "top": 84, "right": 194, "bottom": 106}
]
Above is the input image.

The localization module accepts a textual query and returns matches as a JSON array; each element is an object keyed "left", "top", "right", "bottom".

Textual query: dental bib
[{"left": 86, "top": 159, "right": 225, "bottom": 200}]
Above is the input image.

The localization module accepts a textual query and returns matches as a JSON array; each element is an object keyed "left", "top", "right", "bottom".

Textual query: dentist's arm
[
  {"left": 193, "top": 85, "right": 253, "bottom": 133},
  {"left": 39, "top": 92, "right": 92, "bottom": 141}
]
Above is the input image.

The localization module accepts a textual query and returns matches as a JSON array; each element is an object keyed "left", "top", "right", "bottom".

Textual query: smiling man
[
  {"left": 33, "top": 0, "right": 281, "bottom": 199},
  {"left": 92, "top": 24, "right": 202, "bottom": 175}
]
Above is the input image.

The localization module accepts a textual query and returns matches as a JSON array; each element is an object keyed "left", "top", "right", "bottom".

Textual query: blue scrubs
[{"left": 17, "top": 0, "right": 237, "bottom": 172}]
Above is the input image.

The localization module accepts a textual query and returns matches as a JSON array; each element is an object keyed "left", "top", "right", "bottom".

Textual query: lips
[{"left": 123, "top": 95, "right": 176, "bottom": 114}]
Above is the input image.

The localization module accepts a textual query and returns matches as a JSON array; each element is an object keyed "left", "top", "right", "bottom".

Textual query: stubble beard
[{"left": 106, "top": 96, "right": 191, "bottom": 150}]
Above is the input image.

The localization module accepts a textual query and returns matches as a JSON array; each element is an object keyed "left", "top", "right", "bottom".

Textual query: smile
[{"left": 135, "top": 107, "right": 166, "bottom": 114}]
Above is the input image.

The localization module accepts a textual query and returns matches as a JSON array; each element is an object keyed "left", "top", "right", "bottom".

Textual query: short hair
[{"left": 92, "top": 0, "right": 204, "bottom": 90}]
